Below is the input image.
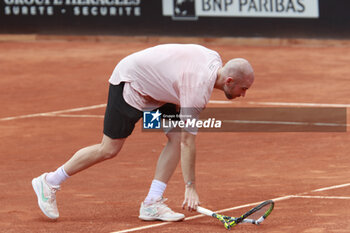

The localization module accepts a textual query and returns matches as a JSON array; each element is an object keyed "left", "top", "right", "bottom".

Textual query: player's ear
[{"left": 225, "top": 77, "right": 234, "bottom": 85}]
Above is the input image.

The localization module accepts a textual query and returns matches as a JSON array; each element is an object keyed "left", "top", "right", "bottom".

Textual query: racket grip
[
  {"left": 197, "top": 206, "right": 215, "bottom": 217},
  {"left": 255, "top": 216, "right": 265, "bottom": 224},
  {"left": 242, "top": 216, "right": 264, "bottom": 225}
]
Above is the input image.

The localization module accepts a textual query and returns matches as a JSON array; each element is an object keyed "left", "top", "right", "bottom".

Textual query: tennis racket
[{"left": 197, "top": 200, "right": 274, "bottom": 230}]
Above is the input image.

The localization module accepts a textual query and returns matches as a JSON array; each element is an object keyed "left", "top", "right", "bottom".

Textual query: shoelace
[
  {"left": 48, "top": 186, "right": 60, "bottom": 204},
  {"left": 154, "top": 198, "right": 174, "bottom": 214}
]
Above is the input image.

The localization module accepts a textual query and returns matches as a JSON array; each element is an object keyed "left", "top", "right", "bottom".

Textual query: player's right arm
[
  {"left": 179, "top": 75, "right": 210, "bottom": 212},
  {"left": 181, "top": 131, "right": 200, "bottom": 212}
]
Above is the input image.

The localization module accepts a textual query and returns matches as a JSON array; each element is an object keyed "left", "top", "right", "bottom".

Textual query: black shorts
[{"left": 103, "top": 83, "right": 179, "bottom": 139}]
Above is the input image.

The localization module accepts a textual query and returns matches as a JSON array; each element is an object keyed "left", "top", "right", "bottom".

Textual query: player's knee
[
  {"left": 166, "top": 131, "right": 181, "bottom": 144},
  {"left": 98, "top": 146, "right": 120, "bottom": 160},
  {"left": 97, "top": 136, "right": 125, "bottom": 160}
]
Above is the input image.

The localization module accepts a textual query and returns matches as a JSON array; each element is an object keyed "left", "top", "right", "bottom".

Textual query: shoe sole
[
  {"left": 138, "top": 215, "right": 184, "bottom": 222},
  {"left": 32, "top": 178, "right": 59, "bottom": 220}
]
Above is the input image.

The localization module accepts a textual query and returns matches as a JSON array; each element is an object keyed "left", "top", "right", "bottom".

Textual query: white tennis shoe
[
  {"left": 139, "top": 197, "right": 185, "bottom": 222},
  {"left": 32, "top": 173, "right": 60, "bottom": 219}
]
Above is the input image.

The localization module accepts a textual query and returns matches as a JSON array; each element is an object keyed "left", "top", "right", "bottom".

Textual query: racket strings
[
  {"left": 243, "top": 201, "right": 274, "bottom": 224},
  {"left": 249, "top": 206, "right": 269, "bottom": 220}
]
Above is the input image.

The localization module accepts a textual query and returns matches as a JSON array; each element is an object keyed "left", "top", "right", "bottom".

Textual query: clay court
[{"left": 1, "top": 36, "right": 350, "bottom": 232}]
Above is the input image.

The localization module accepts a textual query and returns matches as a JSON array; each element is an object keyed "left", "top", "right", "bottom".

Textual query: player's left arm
[{"left": 181, "top": 131, "right": 200, "bottom": 212}]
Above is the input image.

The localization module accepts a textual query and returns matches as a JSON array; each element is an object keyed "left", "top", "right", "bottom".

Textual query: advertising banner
[
  {"left": 2, "top": 0, "right": 142, "bottom": 17},
  {"left": 162, "top": 0, "right": 319, "bottom": 20},
  {"left": 0, "top": 0, "right": 349, "bottom": 38}
]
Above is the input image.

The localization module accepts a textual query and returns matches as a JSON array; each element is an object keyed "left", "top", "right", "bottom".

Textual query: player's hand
[{"left": 182, "top": 186, "right": 200, "bottom": 212}]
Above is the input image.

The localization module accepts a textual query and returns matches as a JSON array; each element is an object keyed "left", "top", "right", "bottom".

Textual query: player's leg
[
  {"left": 63, "top": 135, "right": 125, "bottom": 176},
  {"left": 32, "top": 82, "right": 143, "bottom": 220},
  {"left": 140, "top": 104, "right": 184, "bottom": 221},
  {"left": 143, "top": 129, "right": 181, "bottom": 203},
  {"left": 31, "top": 135, "right": 125, "bottom": 219},
  {"left": 154, "top": 130, "right": 181, "bottom": 184},
  {"left": 144, "top": 104, "right": 182, "bottom": 202},
  {"left": 139, "top": 129, "right": 184, "bottom": 221}
]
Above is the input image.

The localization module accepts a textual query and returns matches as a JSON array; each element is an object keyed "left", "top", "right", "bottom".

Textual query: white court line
[
  {"left": 209, "top": 100, "right": 235, "bottom": 104},
  {"left": 312, "top": 183, "right": 350, "bottom": 192},
  {"left": 209, "top": 100, "right": 350, "bottom": 108},
  {"left": 111, "top": 222, "right": 172, "bottom": 233},
  {"left": 111, "top": 182, "right": 350, "bottom": 233},
  {"left": 292, "top": 195, "right": 350, "bottom": 200},
  {"left": 248, "top": 101, "right": 350, "bottom": 108},
  {"left": 54, "top": 114, "right": 104, "bottom": 118},
  {"left": 0, "top": 104, "right": 106, "bottom": 121},
  {"left": 1, "top": 101, "right": 349, "bottom": 122}
]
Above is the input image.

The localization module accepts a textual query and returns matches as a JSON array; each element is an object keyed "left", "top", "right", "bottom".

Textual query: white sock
[
  {"left": 46, "top": 165, "right": 70, "bottom": 187},
  {"left": 144, "top": 179, "right": 167, "bottom": 204}
]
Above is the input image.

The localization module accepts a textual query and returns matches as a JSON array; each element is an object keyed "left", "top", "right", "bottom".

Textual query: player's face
[
  {"left": 224, "top": 77, "right": 253, "bottom": 100},
  {"left": 224, "top": 84, "right": 246, "bottom": 99}
]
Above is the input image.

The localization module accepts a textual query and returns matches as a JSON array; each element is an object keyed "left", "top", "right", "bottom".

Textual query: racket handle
[
  {"left": 255, "top": 216, "right": 266, "bottom": 224},
  {"left": 197, "top": 206, "right": 215, "bottom": 217}
]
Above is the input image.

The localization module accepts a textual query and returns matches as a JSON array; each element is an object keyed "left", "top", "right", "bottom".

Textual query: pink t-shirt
[{"left": 109, "top": 44, "right": 222, "bottom": 132}]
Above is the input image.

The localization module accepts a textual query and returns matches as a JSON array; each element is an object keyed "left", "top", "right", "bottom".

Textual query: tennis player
[{"left": 32, "top": 44, "right": 254, "bottom": 221}]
